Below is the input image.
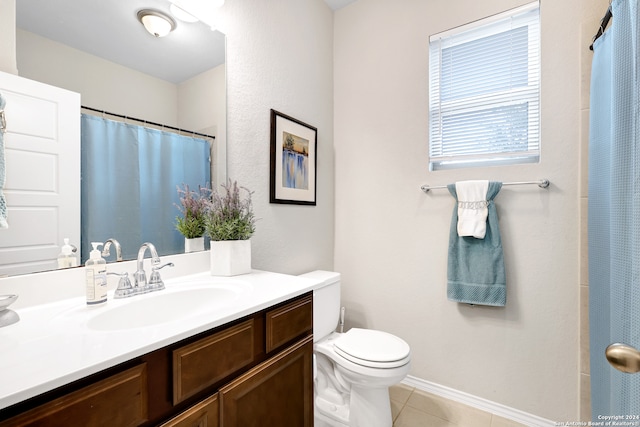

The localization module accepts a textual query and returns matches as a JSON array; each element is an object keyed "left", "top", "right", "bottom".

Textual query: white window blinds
[{"left": 428, "top": 2, "right": 540, "bottom": 170}]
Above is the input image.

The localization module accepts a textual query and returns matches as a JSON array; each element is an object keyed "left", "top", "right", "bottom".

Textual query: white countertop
[{"left": 0, "top": 266, "right": 322, "bottom": 410}]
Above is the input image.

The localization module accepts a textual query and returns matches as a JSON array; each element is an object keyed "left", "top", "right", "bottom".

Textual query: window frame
[{"left": 428, "top": 2, "right": 541, "bottom": 171}]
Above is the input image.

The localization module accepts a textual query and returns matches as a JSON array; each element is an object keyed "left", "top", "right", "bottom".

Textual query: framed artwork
[{"left": 270, "top": 109, "right": 317, "bottom": 205}]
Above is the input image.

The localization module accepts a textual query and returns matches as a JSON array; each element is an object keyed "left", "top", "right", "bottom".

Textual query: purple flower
[{"left": 175, "top": 184, "right": 210, "bottom": 238}]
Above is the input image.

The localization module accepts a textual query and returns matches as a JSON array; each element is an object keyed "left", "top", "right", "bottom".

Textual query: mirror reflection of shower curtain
[
  {"left": 80, "top": 114, "right": 211, "bottom": 261},
  {"left": 588, "top": 0, "right": 640, "bottom": 418}
]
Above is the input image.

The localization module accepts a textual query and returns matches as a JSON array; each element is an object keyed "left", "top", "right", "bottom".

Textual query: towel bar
[{"left": 420, "top": 179, "right": 550, "bottom": 193}]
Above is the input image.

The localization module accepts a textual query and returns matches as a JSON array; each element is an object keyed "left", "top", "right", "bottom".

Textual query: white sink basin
[{"left": 84, "top": 282, "right": 250, "bottom": 331}]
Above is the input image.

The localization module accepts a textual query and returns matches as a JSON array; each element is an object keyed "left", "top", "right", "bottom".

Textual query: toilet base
[
  {"left": 314, "top": 351, "right": 398, "bottom": 427},
  {"left": 314, "top": 384, "right": 393, "bottom": 427},
  {"left": 348, "top": 384, "right": 392, "bottom": 427},
  {"left": 314, "top": 410, "right": 349, "bottom": 427}
]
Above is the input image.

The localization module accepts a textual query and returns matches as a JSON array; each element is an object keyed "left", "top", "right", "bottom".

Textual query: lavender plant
[
  {"left": 204, "top": 179, "right": 256, "bottom": 241},
  {"left": 175, "top": 184, "right": 210, "bottom": 239}
]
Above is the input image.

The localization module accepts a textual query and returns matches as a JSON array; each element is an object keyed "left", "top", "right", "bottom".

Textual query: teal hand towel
[{"left": 447, "top": 181, "right": 505, "bottom": 306}]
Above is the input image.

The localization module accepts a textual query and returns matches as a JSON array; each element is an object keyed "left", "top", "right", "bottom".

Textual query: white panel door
[{"left": 0, "top": 71, "right": 80, "bottom": 276}]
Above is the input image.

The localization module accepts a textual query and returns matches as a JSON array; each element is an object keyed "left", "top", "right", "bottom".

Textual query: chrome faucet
[
  {"left": 132, "top": 242, "right": 173, "bottom": 293},
  {"left": 109, "top": 243, "right": 173, "bottom": 298},
  {"left": 133, "top": 242, "right": 160, "bottom": 287},
  {"left": 102, "top": 238, "right": 123, "bottom": 262}
]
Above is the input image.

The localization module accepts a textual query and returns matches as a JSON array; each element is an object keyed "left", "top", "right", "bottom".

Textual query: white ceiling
[
  {"left": 16, "top": 0, "right": 225, "bottom": 84},
  {"left": 15, "top": 0, "right": 355, "bottom": 84}
]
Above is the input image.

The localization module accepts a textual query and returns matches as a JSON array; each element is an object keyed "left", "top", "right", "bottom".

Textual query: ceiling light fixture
[{"left": 137, "top": 9, "right": 176, "bottom": 37}]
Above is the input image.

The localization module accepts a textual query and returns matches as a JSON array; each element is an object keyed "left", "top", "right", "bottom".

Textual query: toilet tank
[{"left": 298, "top": 270, "right": 341, "bottom": 342}]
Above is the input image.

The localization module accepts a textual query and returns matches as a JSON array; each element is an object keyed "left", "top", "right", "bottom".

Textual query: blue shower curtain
[
  {"left": 80, "top": 114, "right": 211, "bottom": 261},
  {"left": 589, "top": 0, "right": 640, "bottom": 417}
]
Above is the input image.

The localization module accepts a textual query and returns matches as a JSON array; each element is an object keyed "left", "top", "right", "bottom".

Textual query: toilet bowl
[{"left": 300, "top": 271, "right": 411, "bottom": 427}]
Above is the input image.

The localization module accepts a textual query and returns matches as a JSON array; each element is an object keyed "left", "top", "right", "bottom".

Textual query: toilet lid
[{"left": 334, "top": 328, "right": 410, "bottom": 367}]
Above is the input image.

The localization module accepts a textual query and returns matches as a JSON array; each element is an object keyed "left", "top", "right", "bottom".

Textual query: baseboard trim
[{"left": 401, "top": 375, "right": 556, "bottom": 427}]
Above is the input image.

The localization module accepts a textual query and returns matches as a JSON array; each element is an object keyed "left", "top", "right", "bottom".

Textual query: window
[{"left": 428, "top": 2, "right": 540, "bottom": 170}]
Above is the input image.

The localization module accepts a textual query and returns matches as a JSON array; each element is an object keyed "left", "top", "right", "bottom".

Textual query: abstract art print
[{"left": 270, "top": 109, "right": 317, "bottom": 205}]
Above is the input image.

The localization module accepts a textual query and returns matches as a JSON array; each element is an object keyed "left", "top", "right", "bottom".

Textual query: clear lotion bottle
[{"left": 85, "top": 242, "right": 107, "bottom": 306}]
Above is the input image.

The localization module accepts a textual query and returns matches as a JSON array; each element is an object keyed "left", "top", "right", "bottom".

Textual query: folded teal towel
[{"left": 447, "top": 181, "right": 505, "bottom": 306}]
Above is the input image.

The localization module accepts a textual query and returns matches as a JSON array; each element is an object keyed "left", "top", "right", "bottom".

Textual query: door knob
[{"left": 606, "top": 343, "right": 640, "bottom": 373}]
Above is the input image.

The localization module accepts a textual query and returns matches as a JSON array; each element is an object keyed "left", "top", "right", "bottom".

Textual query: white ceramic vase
[
  {"left": 185, "top": 237, "right": 205, "bottom": 253},
  {"left": 209, "top": 239, "right": 251, "bottom": 276}
]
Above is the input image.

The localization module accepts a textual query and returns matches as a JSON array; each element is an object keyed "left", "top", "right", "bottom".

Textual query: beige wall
[
  {"left": 179, "top": 64, "right": 227, "bottom": 186},
  {"left": 0, "top": 0, "right": 17, "bottom": 74},
  {"left": 178, "top": 64, "right": 226, "bottom": 137},
  {"left": 221, "top": 0, "right": 335, "bottom": 275},
  {"left": 16, "top": 30, "right": 225, "bottom": 149},
  {"left": 16, "top": 29, "right": 226, "bottom": 186},
  {"left": 334, "top": 0, "right": 581, "bottom": 421},
  {"left": 16, "top": 30, "right": 179, "bottom": 126}
]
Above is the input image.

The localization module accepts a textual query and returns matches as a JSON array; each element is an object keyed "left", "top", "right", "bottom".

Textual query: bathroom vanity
[{"left": 0, "top": 265, "right": 319, "bottom": 426}]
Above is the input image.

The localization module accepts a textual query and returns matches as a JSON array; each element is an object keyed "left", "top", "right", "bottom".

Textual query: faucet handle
[
  {"left": 147, "top": 262, "right": 174, "bottom": 292},
  {"left": 108, "top": 272, "right": 135, "bottom": 299}
]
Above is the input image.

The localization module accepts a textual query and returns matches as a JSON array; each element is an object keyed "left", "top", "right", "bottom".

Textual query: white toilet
[{"left": 300, "top": 271, "right": 411, "bottom": 427}]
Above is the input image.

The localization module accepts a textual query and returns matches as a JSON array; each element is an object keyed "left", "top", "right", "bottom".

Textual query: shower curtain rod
[
  {"left": 590, "top": 4, "right": 612, "bottom": 51},
  {"left": 81, "top": 105, "right": 216, "bottom": 140},
  {"left": 420, "top": 179, "right": 550, "bottom": 193}
]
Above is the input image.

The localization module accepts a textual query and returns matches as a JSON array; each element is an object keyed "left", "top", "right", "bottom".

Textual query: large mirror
[{"left": 4, "top": 0, "right": 226, "bottom": 276}]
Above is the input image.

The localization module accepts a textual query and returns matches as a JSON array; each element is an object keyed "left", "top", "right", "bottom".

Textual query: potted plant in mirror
[
  {"left": 204, "top": 179, "right": 256, "bottom": 276},
  {"left": 175, "top": 184, "right": 210, "bottom": 253}
]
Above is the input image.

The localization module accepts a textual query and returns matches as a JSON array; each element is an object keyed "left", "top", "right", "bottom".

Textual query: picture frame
[{"left": 270, "top": 109, "right": 317, "bottom": 205}]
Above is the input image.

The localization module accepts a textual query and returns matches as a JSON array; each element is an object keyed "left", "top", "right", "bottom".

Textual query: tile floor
[{"left": 390, "top": 384, "right": 528, "bottom": 427}]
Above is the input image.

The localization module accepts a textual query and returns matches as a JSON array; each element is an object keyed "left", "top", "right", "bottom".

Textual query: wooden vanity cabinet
[
  {"left": 0, "top": 364, "right": 149, "bottom": 427},
  {"left": 172, "top": 319, "right": 257, "bottom": 405},
  {"left": 0, "top": 292, "right": 313, "bottom": 427},
  {"left": 219, "top": 336, "right": 313, "bottom": 426},
  {"left": 168, "top": 293, "right": 314, "bottom": 427},
  {"left": 158, "top": 394, "right": 219, "bottom": 427},
  {"left": 265, "top": 294, "right": 313, "bottom": 353}
]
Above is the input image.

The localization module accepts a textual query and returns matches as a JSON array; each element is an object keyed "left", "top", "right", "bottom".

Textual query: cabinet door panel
[
  {"left": 1, "top": 364, "right": 147, "bottom": 427},
  {"left": 219, "top": 336, "right": 313, "bottom": 427},
  {"left": 265, "top": 294, "right": 312, "bottom": 353},
  {"left": 159, "top": 394, "right": 218, "bottom": 427},
  {"left": 173, "top": 319, "right": 255, "bottom": 404}
]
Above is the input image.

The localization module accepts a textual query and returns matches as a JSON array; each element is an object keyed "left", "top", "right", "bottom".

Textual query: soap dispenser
[
  {"left": 85, "top": 242, "right": 107, "bottom": 306},
  {"left": 57, "top": 238, "right": 78, "bottom": 269}
]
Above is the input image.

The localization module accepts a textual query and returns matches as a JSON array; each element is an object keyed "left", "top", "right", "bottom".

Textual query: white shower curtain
[
  {"left": 588, "top": 0, "right": 640, "bottom": 417},
  {"left": 80, "top": 114, "right": 211, "bottom": 261}
]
